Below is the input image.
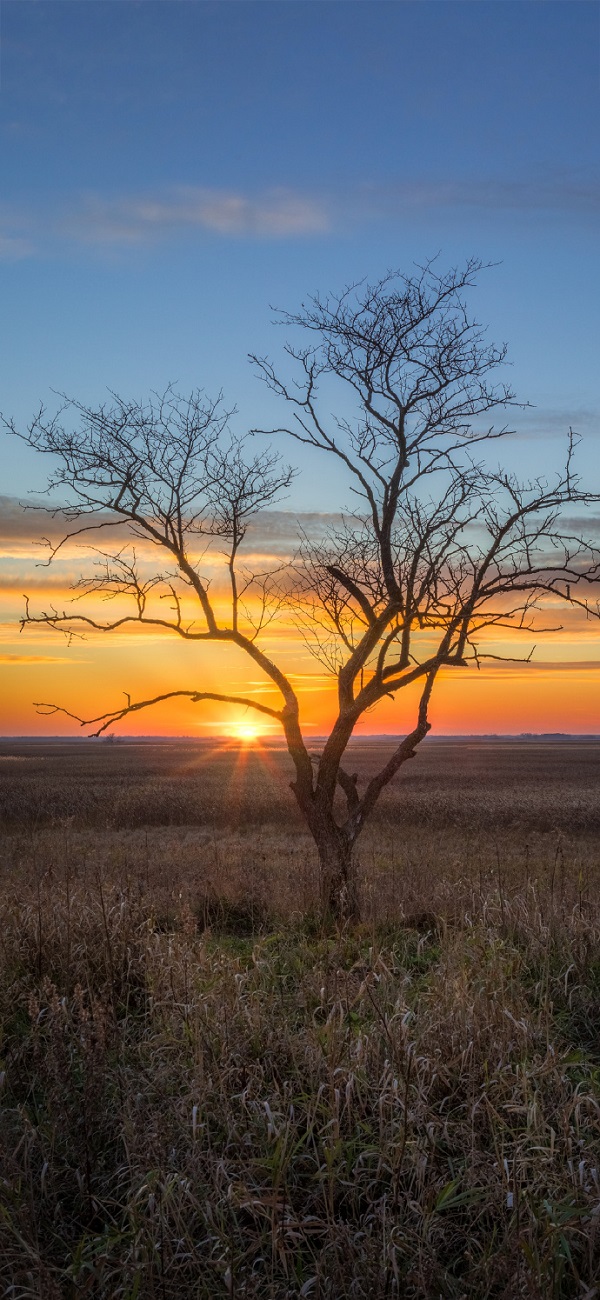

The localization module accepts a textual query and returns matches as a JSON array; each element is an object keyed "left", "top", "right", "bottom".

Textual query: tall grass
[
  {"left": 1, "top": 738, "right": 599, "bottom": 834},
  {"left": 1, "top": 743, "right": 599, "bottom": 1296}
]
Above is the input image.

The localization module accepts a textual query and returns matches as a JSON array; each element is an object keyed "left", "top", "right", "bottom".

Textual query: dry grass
[
  {"left": 1, "top": 737, "right": 599, "bottom": 834},
  {"left": 0, "top": 740, "right": 599, "bottom": 1297}
]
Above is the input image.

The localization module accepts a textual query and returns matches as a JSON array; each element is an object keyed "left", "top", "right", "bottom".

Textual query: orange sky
[
  {"left": 1, "top": 2, "right": 598, "bottom": 741},
  {"left": 1, "top": 505, "right": 599, "bottom": 736},
  {"left": 1, "top": 582, "right": 599, "bottom": 737}
]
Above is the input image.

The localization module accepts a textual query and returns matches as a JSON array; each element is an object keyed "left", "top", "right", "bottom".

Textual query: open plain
[{"left": 0, "top": 737, "right": 599, "bottom": 1298}]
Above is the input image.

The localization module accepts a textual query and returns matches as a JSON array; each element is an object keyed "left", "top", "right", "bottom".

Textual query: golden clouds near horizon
[
  {"left": 1, "top": 504, "right": 598, "bottom": 737},
  {"left": 0, "top": 635, "right": 598, "bottom": 736}
]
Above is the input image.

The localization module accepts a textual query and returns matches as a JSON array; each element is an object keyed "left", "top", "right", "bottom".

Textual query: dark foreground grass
[
  {"left": 1, "top": 850, "right": 599, "bottom": 1297},
  {"left": 0, "top": 742, "right": 599, "bottom": 1297}
]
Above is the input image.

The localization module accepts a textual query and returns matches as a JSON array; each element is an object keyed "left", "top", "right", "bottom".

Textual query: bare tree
[{"left": 5, "top": 260, "right": 599, "bottom": 921}]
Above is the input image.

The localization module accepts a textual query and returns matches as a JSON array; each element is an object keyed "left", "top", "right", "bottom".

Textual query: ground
[{"left": 0, "top": 738, "right": 599, "bottom": 1298}]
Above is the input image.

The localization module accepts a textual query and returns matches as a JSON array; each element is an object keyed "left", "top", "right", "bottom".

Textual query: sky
[{"left": 0, "top": 0, "right": 599, "bottom": 736}]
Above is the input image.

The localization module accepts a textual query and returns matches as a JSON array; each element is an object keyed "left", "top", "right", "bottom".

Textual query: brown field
[{"left": 0, "top": 738, "right": 599, "bottom": 1298}]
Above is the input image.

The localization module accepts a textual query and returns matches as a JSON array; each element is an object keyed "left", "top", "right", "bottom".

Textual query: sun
[{"left": 231, "top": 723, "right": 261, "bottom": 744}]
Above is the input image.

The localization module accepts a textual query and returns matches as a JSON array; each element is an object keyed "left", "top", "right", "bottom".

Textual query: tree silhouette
[{"left": 6, "top": 260, "right": 599, "bottom": 920}]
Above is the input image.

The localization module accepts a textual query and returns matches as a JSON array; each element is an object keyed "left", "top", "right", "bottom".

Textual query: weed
[{"left": 1, "top": 740, "right": 599, "bottom": 1296}]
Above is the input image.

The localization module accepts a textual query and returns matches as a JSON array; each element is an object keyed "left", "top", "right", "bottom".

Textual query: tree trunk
[
  {"left": 290, "top": 775, "right": 361, "bottom": 924},
  {"left": 315, "top": 830, "right": 360, "bottom": 925}
]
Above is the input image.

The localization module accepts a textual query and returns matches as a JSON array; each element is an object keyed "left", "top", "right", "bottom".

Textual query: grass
[{"left": 0, "top": 739, "right": 599, "bottom": 1297}]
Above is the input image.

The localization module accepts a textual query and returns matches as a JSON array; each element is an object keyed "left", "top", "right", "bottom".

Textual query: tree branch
[{"left": 34, "top": 689, "right": 284, "bottom": 738}]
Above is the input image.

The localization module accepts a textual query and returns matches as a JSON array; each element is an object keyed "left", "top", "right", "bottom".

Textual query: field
[{"left": 0, "top": 737, "right": 599, "bottom": 1298}]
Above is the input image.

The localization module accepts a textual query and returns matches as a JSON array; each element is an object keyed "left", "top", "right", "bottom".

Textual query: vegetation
[
  {"left": 5, "top": 259, "right": 600, "bottom": 918},
  {"left": 1, "top": 740, "right": 599, "bottom": 1297}
]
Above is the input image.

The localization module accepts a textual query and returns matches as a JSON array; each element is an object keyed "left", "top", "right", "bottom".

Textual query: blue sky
[{"left": 1, "top": 0, "right": 598, "bottom": 508}]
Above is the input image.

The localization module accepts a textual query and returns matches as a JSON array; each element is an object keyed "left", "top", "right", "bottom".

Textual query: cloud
[
  {"left": 0, "top": 496, "right": 135, "bottom": 553},
  {"left": 0, "top": 203, "right": 36, "bottom": 259},
  {"left": 60, "top": 174, "right": 600, "bottom": 249},
  {"left": 2, "top": 168, "right": 597, "bottom": 257},
  {"left": 446, "top": 659, "right": 600, "bottom": 682},
  {"left": 0, "top": 497, "right": 341, "bottom": 555},
  {"left": 0, "top": 214, "right": 34, "bottom": 260},
  {"left": 509, "top": 406, "right": 599, "bottom": 441},
  {"left": 0, "top": 232, "right": 33, "bottom": 260},
  {"left": 477, "top": 660, "right": 600, "bottom": 672},
  {"left": 1, "top": 493, "right": 598, "bottom": 611},
  {"left": 559, "top": 513, "right": 600, "bottom": 540},
  {"left": 245, "top": 510, "right": 342, "bottom": 555},
  {"left": 0, "top": 496, "right": 61, "bottom": 545},
  {"left": 357, "top": 175, "right": 600, "bottom": 221},
  {"left": 64, "top": 186, "right": 330, "bottom": 245},
  {"left": 0, "top": 653, "right": 84, "bottom": 665}
]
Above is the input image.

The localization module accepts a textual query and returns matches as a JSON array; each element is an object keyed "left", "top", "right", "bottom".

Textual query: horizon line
[{"left": 1, "top": 732, "right": 599, "bottom": 742}]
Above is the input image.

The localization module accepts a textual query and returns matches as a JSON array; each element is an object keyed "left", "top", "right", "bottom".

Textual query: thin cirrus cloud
[
  {"left": 0, "top": 496, "right": 341, "bottom": 554},
  {"left": 510, "top": 406, "right": 599, "bottom": 441},
  {"left": 0, "top": 231, "right": 32, "bottom": 260},
  {"left": 1, "top": 496, "right": 600, "bottom": 564},
  {"left": 0, "top": 494, "right": 133, "bottom": 550},
  {"left": 1, "top": 171, "right": 596, "bottom": 259},
  {"left": 357, "top": 175, "right": 599, "bottom": 221},
  {"left": 0, "top": 654, "right": 84, "bottom": 665},
  {"left": 62, "top": 186, "right": 331, "bottom": 245},
  {"left": 0, "top": 205, "right": 34, "bottom": 260},
  {"left": 59, "top": 174, "right": 600, "bottom": 248}
]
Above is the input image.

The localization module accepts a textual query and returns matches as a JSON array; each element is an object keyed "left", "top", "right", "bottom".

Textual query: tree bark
[
  {"left": 314, "top": 825, "right": 359, "bottom": 924},
  {"left": 291, "top": 764, "right": 361, "bottom": 924}
]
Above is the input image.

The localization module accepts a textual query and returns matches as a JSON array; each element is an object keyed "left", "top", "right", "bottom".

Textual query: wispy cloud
[
  {"left": 2, "top": 498, "right": 600, "bottom": 569},
  {"left": 0, "top": 496, "right": 136, "bottom": 555},
  {"left": 60, "top": 174, "right": 600, "bottom": 248},
  {"left": 1, "top": 170, "right": 597, "bottom": 257},
  {"left": 356, "top": 175, "right": 600, "bottom": 222},
  {"left": 509, "top": 406, "right": 599, "bottom": 441},
  {"left": 63, "top": 186, "right": 330, "bottom": 245},
  {"left": 245, "top": 510, "right": 342, "bottom": 556},
  {"left": 561, "top": 513, "right": 600, "bottom": 538},
  {"left": 0, "top": 653, "right": 84, "bottom": 665},
  {"left": 0, "top": 496, "right": 61, "bottom": 545},
  {"left": 447, "top": 659, "right": 600, "bottom": 681},
  {"left": 0, "top": 233, "right": 33, "bottom": 260},
  {"left": 0, "top": 205, "right": 35, "bottom": 260},
  {"left": 0, "top": 497, "right": 341, "bottom": 555}
]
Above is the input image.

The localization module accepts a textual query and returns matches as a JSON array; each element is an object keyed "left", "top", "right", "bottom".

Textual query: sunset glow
[
  {"left": 2, "top": 9, "right": 600, "bottom": 1295},
  {"left": 229, "top": 723, "right": 264, "bottom": 744},
  {"left": 0, "top": 2, "right": 598, "bottom": 739},
  {"left": 0, "top": 508, "right": 598, "bottom": 739}
]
